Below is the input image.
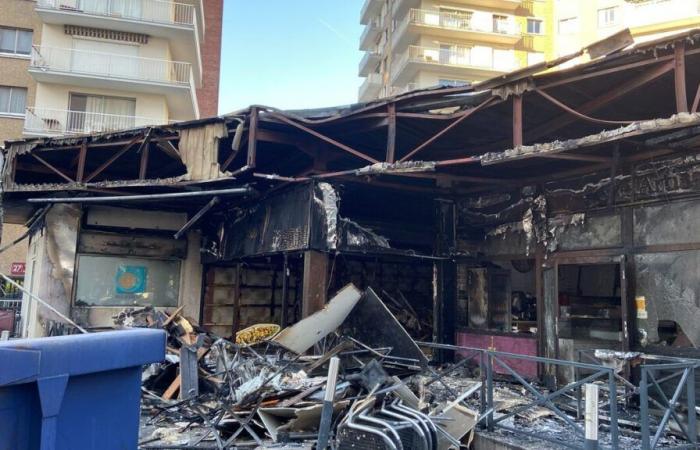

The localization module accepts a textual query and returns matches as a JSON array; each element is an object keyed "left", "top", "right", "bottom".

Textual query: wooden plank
[{"left": 162, "top": 375, "right": 181, "bottom": 400}]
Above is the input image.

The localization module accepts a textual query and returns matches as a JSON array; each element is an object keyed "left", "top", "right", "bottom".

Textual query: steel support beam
[
  {"left": 301, "top": 250, "right": 328, "bottom": 318},
  {"left": 84, "top": 134, "right": 143, "bottom": 183},
  {"left": 674, "top": 41, "right": 688, "bottom": 113},
  {"left": 266, "top": 111, "right": 379, "bottom": 164},
  {"left": 386, "top": 103, "right": 397, "bottom": 163},
  {"left": 247, "top": 107, "right": 258, "bottom": 167},
  {"left": 32, "top": 154, "right": 75, "bottom": 183},
  {"left": 76, "top": 142, "right": 87, "bottom": 182},
  {"left": 399, "top": 97, "right": 495, "bottom": 163},
  {"left": 513, "top": 95, "right": 523, "bottom": 147},
  {"left": 527, "top": 60, "right": 674, "bottom": 142}
]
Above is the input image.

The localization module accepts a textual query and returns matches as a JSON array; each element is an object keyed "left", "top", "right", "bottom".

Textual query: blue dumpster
[{"left": 0, "top": 329, "right": 165, "bottom": 450}]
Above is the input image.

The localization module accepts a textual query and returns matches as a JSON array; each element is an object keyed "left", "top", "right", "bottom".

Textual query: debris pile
[{"left": 123, "top": 285, "right": 481, "bottom": 449}]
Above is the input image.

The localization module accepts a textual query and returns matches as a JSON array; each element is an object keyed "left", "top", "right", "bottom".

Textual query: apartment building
[
  {"left": 0, "top": 0, "right": 222, "bottom": 310},
  {"left": 358, "top": 0, "right": 555, "bottom": 102},
  {"left": 554, "top": 0, "right": 700, "bottom": 65},
  {"left": 0, "top": 0, "right": 222, "bottom": 143}
]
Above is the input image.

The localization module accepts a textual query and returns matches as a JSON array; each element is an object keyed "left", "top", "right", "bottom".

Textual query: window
[
  {"left": 492, "top": 14, "right": 510, "bottom": 34},
  {"left": 439, "top": 8, "right": 472, "bottom": 29},
  {"left": 597, "top": 7, "right": 618, "bottom": 27},
  {"left": 68, "top": 93, "right": 136, "bottom": 133},
  {"left": 0, "top": 86, "right": 27, "bottom": 115},
  {"left": 558, "top": 17, "right": 579, "bottom": 34},
  {"left": 527, "top": 18, "right": 543, "bottom": 34},
  {"left": 0, "top": 27, "right": 32, "bottom": 56},
  {"left": 74, "top": 255, "right": 181, "bottom": 307}
]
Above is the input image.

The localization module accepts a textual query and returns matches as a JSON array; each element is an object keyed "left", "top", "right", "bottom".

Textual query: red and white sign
[{"left": 10, "top": 262, "right": 25, "bottom": 276}]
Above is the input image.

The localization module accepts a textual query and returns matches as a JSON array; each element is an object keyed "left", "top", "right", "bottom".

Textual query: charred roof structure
[{"left": 4, "top": 29, "right": 700, "bottom": 393}]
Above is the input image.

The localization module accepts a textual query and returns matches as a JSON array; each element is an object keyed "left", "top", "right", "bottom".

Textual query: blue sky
[{"left": 218, "top": 1, "right": 365, "bottom": 114}]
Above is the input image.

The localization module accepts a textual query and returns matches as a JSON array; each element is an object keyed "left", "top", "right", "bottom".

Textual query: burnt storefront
[{"left": 4, "top": 29, "right": 700, "bottom": 388}]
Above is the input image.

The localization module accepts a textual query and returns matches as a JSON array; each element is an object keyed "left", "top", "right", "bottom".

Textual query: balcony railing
[
  {"left": 24, "top": 107, "right": 164, "bottom": 135},
  {"left": 392, "top": 45, "right": 517, "bottom": 80},
  {"left": 30, "top": 46, "right": 193, "bottom": 86},
  {"left": 36, "top": 0, "right": 195, "bottom": 27},
  {"left": 407, "top": 8, "right": 520, "bottom": 36}
]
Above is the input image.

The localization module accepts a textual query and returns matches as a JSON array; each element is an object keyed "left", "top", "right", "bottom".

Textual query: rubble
[
  {"left": 123, "top": 285, "right": 692, "bottom": 449},
  {"left": 126, "top": 284, "right": 480, "bottom": 449}
]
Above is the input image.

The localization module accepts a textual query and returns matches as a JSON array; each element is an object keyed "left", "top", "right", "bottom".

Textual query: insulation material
[{"left": 178, "top": 122, "right": 228, "bottom": 181}]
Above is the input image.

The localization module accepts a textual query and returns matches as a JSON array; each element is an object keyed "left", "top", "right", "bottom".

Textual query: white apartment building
[
  {"left": 21, "top": 0, "right": 221, "bottom": 137},
  {"left": 359, "top": 0, "right": 549, "bottom": 102}
]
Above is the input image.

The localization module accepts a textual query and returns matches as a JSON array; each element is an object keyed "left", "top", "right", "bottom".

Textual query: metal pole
[
  {"left": 317, "top": 356, "right": 340, "bottom": 449},
  {"left": 641, "top": 367, "right": 650, "bottom": 450},
  {"left": 687, "top": 366, "right": 697, "bottom": 445},
  {"left": 280, "top": 253, "right": 289, "bottom": 328},
  {"left": 486, "top": 352, "right": 494, "bottom": 431},
  {"left": 27, "top": 186, "right": 254, "bottom": 204},
  {"left": 608, "top": 371, "right": 619, "bottom": 450},
  {"left": 0, "top": 272, "right": 87, "bottom": 334},
  {"left": 585, "top": 383, "right": 599, "bottom": 450}
]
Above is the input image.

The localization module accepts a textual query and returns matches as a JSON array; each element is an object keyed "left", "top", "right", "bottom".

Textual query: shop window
[{"left": 75, "top": 255, "right": 180, "bottom": 307}]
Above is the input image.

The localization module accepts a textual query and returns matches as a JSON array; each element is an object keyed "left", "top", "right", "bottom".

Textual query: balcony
[
  {"left": 360, "top": 19, "right": 381, "bottom": 51},
  {"left": 29, "top": 46, "right": 198, "bottom": 119},
  {"left": 35, "top": 0, "right": 203, "bottom": 86},
  {"left": 625, "top": 0, "right": 700, "bottom": 29},
  {"left": 360, "top": 0, "right": 383, "bottom": 25},
  {"left": 391, "top": 45, "right": 517, "bottom": 84},
  {"left": 359, "top": 51, "right": 381, "bottom": 77},
  {"left": 23, "top": 107, "right": 167, "bottom": 136},
  {"left": 393, "top": 9, "right": 521, "bottom": 50},
  {"left": 358, "top": 73, "right": 383, "bottom": 102}
]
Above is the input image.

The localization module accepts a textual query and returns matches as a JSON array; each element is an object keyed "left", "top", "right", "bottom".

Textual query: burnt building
[{"left": 4, "top": 29, "right": 700, "bottom": 385}]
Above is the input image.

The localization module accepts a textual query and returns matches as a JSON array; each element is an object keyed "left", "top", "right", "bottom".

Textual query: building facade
[
  {"left": 554, "top": 0, "right": 700, "bottom": 67},
  {"left": 359, "top": 0, "right": 555, "bottom": 102},
  {"left": 359, "top": 0, "right": 700, "bottom": 101}
]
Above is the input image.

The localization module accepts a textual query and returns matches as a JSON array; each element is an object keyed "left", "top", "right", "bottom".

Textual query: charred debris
[{"left": 5, "top": 29, "right": 700, "bottom": 449}]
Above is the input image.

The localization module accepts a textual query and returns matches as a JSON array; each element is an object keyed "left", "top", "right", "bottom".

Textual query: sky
[{"left": 218, "top": 0, "right": 365, "bottom": 114}]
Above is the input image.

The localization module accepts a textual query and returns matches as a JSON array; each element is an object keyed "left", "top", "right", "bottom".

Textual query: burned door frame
[{"left": 549, "top": 253, "right": 631, "bottom": 360}]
